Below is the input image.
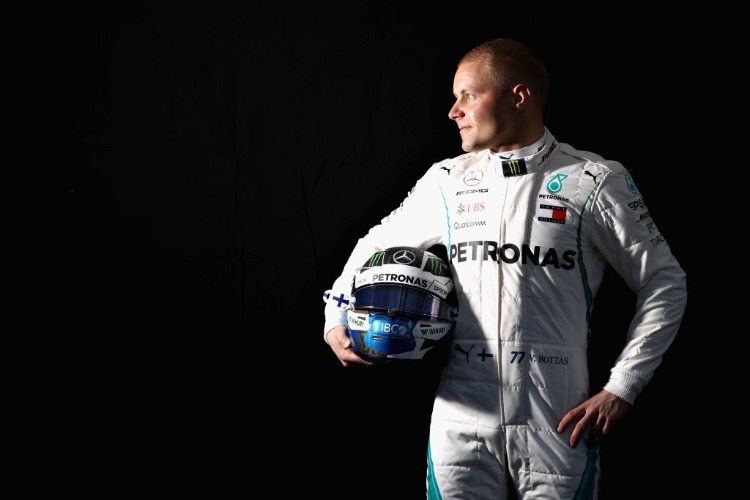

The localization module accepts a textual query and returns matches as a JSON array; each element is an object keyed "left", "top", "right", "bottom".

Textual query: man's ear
[{"left": 512, "top": 83, "right": 531, "bottom": 110}]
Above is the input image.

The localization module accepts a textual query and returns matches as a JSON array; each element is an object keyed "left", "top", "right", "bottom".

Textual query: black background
[{"left": 64, "top": 3, "right": 707, "bottom": 498}]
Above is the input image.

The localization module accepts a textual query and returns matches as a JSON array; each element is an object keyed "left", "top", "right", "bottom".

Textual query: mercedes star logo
[
  {"left": 392, "top": 249, "right": 416, "bottom": 264},
  {"left": 463, "top": 170, "right": 484, "bottom": 186}
]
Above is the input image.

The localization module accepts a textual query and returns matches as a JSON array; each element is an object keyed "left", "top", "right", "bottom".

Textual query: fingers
[
  {"left": 327, "top": 327, "right": 374, "bottom": 367},
  {"left": 591, "top": 417, "right": 602, "bottom": 432},
  {"left": 566, "top": 421, "right": 589, "bottom": 448},
  {"left": 568, "top": 417, "right": 607, "bottom": 448},
  {"left": 558, "top": 390, "right": 632, "bottom": 446},
  {"left": 556, "top": 406, "right": 583, "bottom": 434},
  {"left": 558, "top": 404, "right": 605, "bottom": 447}
]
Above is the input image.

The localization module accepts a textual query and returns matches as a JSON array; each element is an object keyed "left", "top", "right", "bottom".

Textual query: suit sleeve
[
  {"left": 322, "top": 164, "right": 449, "bottom": 340},
  {"left": 588, "top": 164, "right": 687, "bottom": 404}
]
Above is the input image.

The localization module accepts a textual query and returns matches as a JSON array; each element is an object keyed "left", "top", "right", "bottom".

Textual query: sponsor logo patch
[{"left": 538, "top": 204, "right": 567, "bottom": 224}]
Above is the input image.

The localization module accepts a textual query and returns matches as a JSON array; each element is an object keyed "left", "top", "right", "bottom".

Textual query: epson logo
[
  {"left": 627, "top": 198, "right": 646, "bottom": 211},
  {"left": 449, "top": 241, "right": 575, "bottom": 269}
]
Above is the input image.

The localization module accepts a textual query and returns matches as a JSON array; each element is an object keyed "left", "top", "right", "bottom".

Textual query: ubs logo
[
  {"left": 463, "top": 170, "right": 484, "bottom": 186},
  {"left": 456, "top": 202, "right": 485, "bottom": 216}
]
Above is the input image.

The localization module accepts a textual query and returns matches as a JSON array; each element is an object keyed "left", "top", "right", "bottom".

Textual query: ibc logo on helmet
[{"left": 371, "top": 320, "right": 409, "bottom": 335}]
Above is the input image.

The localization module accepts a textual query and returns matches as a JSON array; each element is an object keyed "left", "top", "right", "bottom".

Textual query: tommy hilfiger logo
[
  {"left": 502, "top": 159, "right": 527, "bottom": 177},
  {"left": 538, "top": 204, "right": 567, "bottom": 224}
]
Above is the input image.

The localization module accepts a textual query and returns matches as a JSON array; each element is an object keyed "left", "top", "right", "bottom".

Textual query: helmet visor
[{"left": 353, "top": 284, "right": 454, "bottom": 321}]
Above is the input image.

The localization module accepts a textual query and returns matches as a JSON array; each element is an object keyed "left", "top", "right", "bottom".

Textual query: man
[{"left": 322, "top": 38, "right": 687, "bottom": 499}]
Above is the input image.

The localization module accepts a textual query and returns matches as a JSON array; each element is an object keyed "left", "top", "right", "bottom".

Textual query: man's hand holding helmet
[{"left": 323, "top": 246, "right": 458, "bottom": 366}]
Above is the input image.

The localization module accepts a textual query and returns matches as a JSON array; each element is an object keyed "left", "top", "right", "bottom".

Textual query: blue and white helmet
[{"left": 345, "top": 246, "right": 458, "bottom": 363}]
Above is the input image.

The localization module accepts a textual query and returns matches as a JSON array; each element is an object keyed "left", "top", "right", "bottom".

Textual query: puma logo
[
  {"left": 455, "top": 344, "right": 474, "bottom": 363},
  {"left": 584, "top": 170, "right": 602, "bottom": 184}
]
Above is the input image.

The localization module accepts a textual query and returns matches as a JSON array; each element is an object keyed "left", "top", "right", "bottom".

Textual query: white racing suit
[{"left": 323, "top": 129, "right": 687, "bottom": 499}]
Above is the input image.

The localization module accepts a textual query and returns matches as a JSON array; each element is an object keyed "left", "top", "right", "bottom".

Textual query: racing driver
[{"left": 321, "top": 38, "right": 687, "bottom": 499}]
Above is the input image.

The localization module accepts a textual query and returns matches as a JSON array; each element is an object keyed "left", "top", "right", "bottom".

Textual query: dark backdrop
[{"left": 66, "top": 3, "right": 705, "bottom": 498}]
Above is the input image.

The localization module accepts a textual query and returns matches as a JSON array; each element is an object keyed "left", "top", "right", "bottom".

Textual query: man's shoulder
[
  {"left": 555, "top": 142, "right": 625, "bottom": 175},
  {"left": 431, "top": 151, "right": 484, "bottom": 171}
]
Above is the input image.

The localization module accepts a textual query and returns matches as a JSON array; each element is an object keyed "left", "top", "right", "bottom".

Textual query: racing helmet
[{"left": 346, "top": 246, "right": 458, "bottom": 363}]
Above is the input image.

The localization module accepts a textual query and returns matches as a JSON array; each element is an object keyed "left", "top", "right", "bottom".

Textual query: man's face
[{"left": 449, "top": 60, "right": 515, "bottom": 153}]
